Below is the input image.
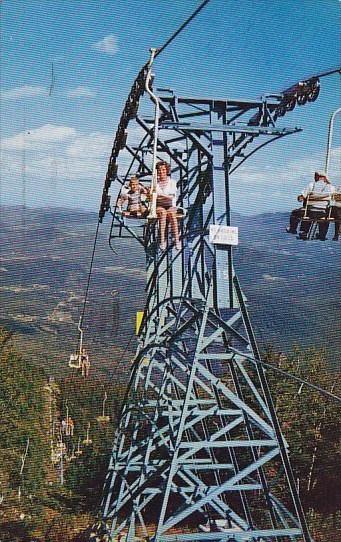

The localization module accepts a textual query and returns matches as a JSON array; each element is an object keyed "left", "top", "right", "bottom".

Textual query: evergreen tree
[
  {"left": 265, "top": 346, "right": 341, "bottom": 528},
  {"left": 0, "top": 327, "right": 50, "bottom": 538}
]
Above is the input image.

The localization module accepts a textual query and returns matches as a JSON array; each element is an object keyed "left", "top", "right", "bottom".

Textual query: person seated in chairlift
[
  {"left": 67, "top": 417, "right": 74, "bottom": 436},
  {"left": 80, "top": 348, "right": 90, "bottom": 377},
  {"left": 286, "top": 171, "right": 335, "bottom": 240},
  {"left": 154, "top": 161, "right": 181, "bottom": 251},
  {"left": 330, "top": 185, "right": 341, "bottom": 241},
  {"left": 61, "top": 419, "right": 67, "bottom": 433},
  {"left": 117, "top": 175, "right": 148, "bottom": 217}
]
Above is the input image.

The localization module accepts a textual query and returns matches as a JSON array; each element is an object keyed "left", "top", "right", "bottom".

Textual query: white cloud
[
  {"left": 229, "top": 144, "right": 341, "bottom": 215},
  {"left": 0, "top": 124, "right": 112, "bottom": 184},
  {"left": 262, "top": 274, "right": 284, "bottom": 282},
  {"left": 92, "top": 34, "right": 119, "bottom": 55},
  {"left": 1, "top": 148, "right": 107, "bottom": 183},
  {"left": 1, "top": 85, "right": 48, "bottom": 100},
  {"left": 66, "top": 132, "right": 112, "bottom": 158},
  {"left": 235, "top": 147, "right": 341, "bottom": 190},
  {"left": 67, "top": 86, "right": 96, "bottom": 98},
  {"left": 1, "top": 124, "right": 77, "bottom": 151}
]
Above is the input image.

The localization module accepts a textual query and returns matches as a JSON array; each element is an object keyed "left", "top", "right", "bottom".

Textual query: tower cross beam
[{"left": 160, "top": 120, "right": 301, "bottom": 136}]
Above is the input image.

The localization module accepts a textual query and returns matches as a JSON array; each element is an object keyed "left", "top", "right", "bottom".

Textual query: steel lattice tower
[{"left": 95, "top": 69, "right": 321, "bottom": 541}]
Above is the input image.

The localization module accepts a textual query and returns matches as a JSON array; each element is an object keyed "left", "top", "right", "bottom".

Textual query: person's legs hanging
[
  {"left": 157, "top": 207, "right": 167, "bottom": 249},
  {"left": 167, "top": 207, "right": 180, "bottom": 249},
  {"left": 332, "top": 207, "right": 341, "bottom": 240},
  {"left": 287, "top": 208, "right": 304, "bottom": 233}
]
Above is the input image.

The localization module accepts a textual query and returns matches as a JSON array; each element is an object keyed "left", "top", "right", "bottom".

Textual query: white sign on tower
[{"left": 209, "top": 225, "right": 239, "bottom": 246}]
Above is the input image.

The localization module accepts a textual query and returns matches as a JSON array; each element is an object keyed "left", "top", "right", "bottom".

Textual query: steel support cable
[
  {"left": 259, "top": 360, "right": 341, "bottom": 405},
  {"left": 286, "top": 67, "right": 341, "bottom": 87},
  {"left": 79, "top": 220, "right": 101, "bottom": 331},
  {"left": 67, "top": 219, "right": 101, "bottom": 381},
  {"left": 113, "top": 329, "right": 136, "bottom": 375},
  {"left": 154, "top": 0, "right": 211, "bottom": 59},
  {"left": 227, "top": 346, "right": 341, "bottom": 404}
]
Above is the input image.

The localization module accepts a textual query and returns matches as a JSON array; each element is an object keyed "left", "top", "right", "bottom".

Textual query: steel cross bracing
[{"left": 99, "top": 89, "right": 316, "bottom": 542}]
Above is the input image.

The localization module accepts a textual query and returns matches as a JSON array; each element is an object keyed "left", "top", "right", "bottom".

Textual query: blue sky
[{"left": 1, "top": 0, "right": 340, "bottom": 215}]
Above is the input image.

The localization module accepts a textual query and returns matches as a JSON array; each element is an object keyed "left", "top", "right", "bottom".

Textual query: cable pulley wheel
[
  {"left": 308, "top": 85, "right": 320, "bottom": 102},
  {"left": 297, "top": 94, "right": 308, "bottom": 105},
  {"left": 285, "top": 97, "right": 296, "bottom": 111}
]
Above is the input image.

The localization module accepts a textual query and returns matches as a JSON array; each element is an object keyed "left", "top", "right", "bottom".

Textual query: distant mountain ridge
[{"left": 0, "top": 206, "right": 340, "bottom": 375}]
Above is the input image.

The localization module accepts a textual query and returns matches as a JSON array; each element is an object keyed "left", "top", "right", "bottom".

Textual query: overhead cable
[
  {"left": 80, "top": 220, "right": 100, "bottom": 330},
  {"left": 260, "top": 359, "right": 341, "bottom": 404},
  {"left": 229, "top": 346, "right": 341, "bottom": 404},
  {"left": 155, "top": 0, "right": 211, "bottom": 59}
]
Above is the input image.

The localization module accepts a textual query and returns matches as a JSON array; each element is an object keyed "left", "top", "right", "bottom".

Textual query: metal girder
[
  {"left": 159, "top": 121, "right": 300, "bottom": 136},
  {"left": 98, "top": 86, "right": 314, "bottom": 542}
]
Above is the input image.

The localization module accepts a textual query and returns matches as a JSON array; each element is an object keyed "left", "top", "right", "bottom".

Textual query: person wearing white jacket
[{"left": 286, "top": 171, "right": 335, "bottom": 240}]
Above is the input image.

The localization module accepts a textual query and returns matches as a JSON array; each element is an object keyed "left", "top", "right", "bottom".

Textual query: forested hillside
[
  {"left": 0, "top": 328, "right": 122, "bottom": 541},
  {"left": 0, "top": 328, "right": 340, "bottom": 541}
]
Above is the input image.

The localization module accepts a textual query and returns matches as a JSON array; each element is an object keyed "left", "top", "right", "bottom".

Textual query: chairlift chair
[
  {"left": 80, "top": 351, "right": 90, "bottom": 377},
  {"left": 111, "top": 175, "right": 187, "bottom": 253},
  {"left": 83, "top": 422, "right": 92, "bottom": 446},
  {"left": 114, "top": 185, "right": 150, "bottom": 229},
  {"left": 66, "top": 418, "right": 74, "bottom": 437},
  {"left": 330, "top": 191, "right": 341, "bottom": 240},
  {"left": 296, "top": 188, "right": 334, "bottom": 240},
  {"left": 121, "top": 194, "right": 149, "bottom": 218},
  {"left": 96, "top": 391, "right": 110, "bottom": 424},
  {"left": 69, "top": 446, "right": 77, "bottom": 461},
  {"left": 110, "top": 77, "right": 187, "bottom": 244},
  {"left": 56, "top": 441, "right": 66, "bottom": 455},
  {"left": 68, "top": 317, "right": 83, "bottom": 369},
  {"left": 75, "top": 437, "right": 83, "bottom": 456},
  {"left": 288, "top": 106, "right": 341, "bottom": 241},
  {"left": 68, "top": 352, "right": 81, "bottom": 369},
  {"left": 69, "top": 318, "right": 91, "bottom": 376},
  {"left": 66, "top": 445, "right": 77, "bottom": 462},
  {"left": 51, "top": 448, "right": 60, "bottom": 464}
]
